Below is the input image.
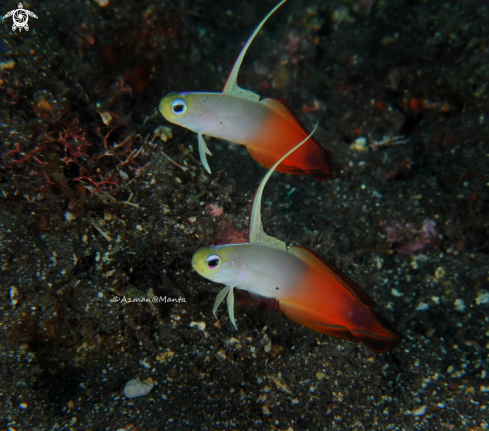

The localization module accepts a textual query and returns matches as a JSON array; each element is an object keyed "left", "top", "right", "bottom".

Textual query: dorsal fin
[
  {"left": 287, "top": 246, "right": 377, "bottom": 308},
  {"left": 248, "top": 124, "right": 318, "bottom": 249},
  {"left": 222, "top": 0, "right": 287, "bottom": 101}
]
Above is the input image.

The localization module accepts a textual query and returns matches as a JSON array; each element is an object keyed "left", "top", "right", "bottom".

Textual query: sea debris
[
  {"left": 349, "top": 134, "right": 409, "bottom": 152},
  {"left": 381, "top": 218, "right": 440, "bottom": 254},
  {"left": 154, "top": 125, "right": 173, "bottom": 143},
  {"left": 205, "top": 204, "right": 223, "bottom": 217},
  {"left": 369, "top": 135, "right": 409, "bottom": 152}
]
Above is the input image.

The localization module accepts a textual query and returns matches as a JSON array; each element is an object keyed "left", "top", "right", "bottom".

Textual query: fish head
[
  {"left": 159, "top": 92, "right": 216, "bottom": 133},
  {"left": 191, "top": 245, "right": 240, "bottom": 284}
]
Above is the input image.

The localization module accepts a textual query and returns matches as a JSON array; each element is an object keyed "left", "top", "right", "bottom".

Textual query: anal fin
[
  {"left": 280, "top": 299, "right": 401, "bottom": 353},
  {"left": 279, "top": 300, "right": 356, "bottom": 342}
]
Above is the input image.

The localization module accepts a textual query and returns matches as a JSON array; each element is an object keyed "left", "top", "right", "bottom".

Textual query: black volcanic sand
[{"left": 1, "top": 0, "right": 489, "bottom": 429}]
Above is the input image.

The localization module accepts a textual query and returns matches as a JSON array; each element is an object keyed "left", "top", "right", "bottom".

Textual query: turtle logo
[{"left": 3, "top": 3, "right": 38, "bottom": 32}]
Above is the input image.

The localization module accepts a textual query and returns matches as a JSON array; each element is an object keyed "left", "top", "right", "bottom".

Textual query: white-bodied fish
[
  {"left": 159, "top": 0, "right": 333, "bottom": 180},
  {"left": 192, "top": 127, "right": 401, "bottom": 353}
]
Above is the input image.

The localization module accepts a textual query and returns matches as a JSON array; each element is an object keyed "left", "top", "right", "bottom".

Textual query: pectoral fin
[
  {"left": 198, "top": 133, "right": 212, "bottom": 173},
  {"left": 226, "top": 286, "right": 237, "bottom": 330},
  {"left": 213, "top": 285, "right": 238, "bottom": 330},
  {"left": 222, "top": 0, "right": 287, "bottom": 101}
]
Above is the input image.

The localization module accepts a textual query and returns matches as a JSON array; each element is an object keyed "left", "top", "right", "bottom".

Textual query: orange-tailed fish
[
  {"left": 159, "top": 0, "right": 333, "bottom": 181},
  {"left": 191, "top": 127, "right": 401, "bottom": 353}
]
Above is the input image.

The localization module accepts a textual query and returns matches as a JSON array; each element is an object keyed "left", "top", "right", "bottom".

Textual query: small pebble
[
  {"left": 350, "top": 137, "right": 368, "bottom": 151},
  {"left": 454, "top": 298, "right": 465, "bottom": 312},
  {"left": 10, "top": 286, "right": 19, "bottom": 306},
  {"left": 476, "top": 291, "right": 489, "bottom": 305},
  {"left": 64, "top": 211, "right": 76, "bottom": 222},
  {"left": 189, "top": 321, "right": 206, "bottom": 332},
  {"left": 99, "top": 111, "right": 112, "bottom": 125},
  {"left": 434, "top": 266, "right": 445, "bottom": 279},
  {"left": 412, "top": 405, "right": 427, "bottom": 416},
  {"left": 123, "top": 377, "right": 154, "bottom": 398},
  {"left": 154, "top": 125, "right": 173, "bottom": 142},
  {"left": 257, "top": 394, "right": 267, "bottom": 402},
  {"left": 119, "top": 170, "right": 129, "bottom": 181},
  {"left": 0, "top": 60, "right": 16, "bottom": 70}
]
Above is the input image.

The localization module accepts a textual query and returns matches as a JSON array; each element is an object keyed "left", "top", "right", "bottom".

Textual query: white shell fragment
[
  {"left": 119, "top": 170, "right": 129, "bottom": 181},
  {"left": 262, "top": 334, "right": 272, "bottom": 353},
  {"left": 476, "top": 291, "right": 489, "bottom": 305},
  {"left": 10, "top": 286, "right": 19, "bottom": 306},
  {"left": 412, "top": 405, "right": 427, "bottom": 416},
  {"left": 99, "top": 111, "right": 112, "bottom": 125},
  {"left": 123, "top": 377, "right": 154, "bottom": 398},
  {"left": 350, "top": 137, "right": 368, "bottom": 152},
  {"left": 189, "top": 321, "right": 206, "bottom": 332},
  {"left": 454, "top": 298, "right": 465, "bottom": 312},
  {"left": 64, "top": 211, "right": 76, "bottom": 222}
]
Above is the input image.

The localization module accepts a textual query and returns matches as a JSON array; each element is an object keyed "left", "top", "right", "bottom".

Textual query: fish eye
[
  {"left": 206, "top": 254, "right": 221, "bottom": 269},
  {"left": 170, "top": 99, "right": 188, "bottom": 115}
]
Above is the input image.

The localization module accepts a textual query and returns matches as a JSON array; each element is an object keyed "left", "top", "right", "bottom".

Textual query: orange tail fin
[
  {"left": 279, "top": 299, "right": 400, "bottom": 353},
  {"left": 247, "top": 139, "right": 333, "bottom": 180},
  {"left": 247, "top": 97, "right": 334, "bottom": 180},
  {"left": 281, "top": 247, "right": 401, "bottom": 353}
]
